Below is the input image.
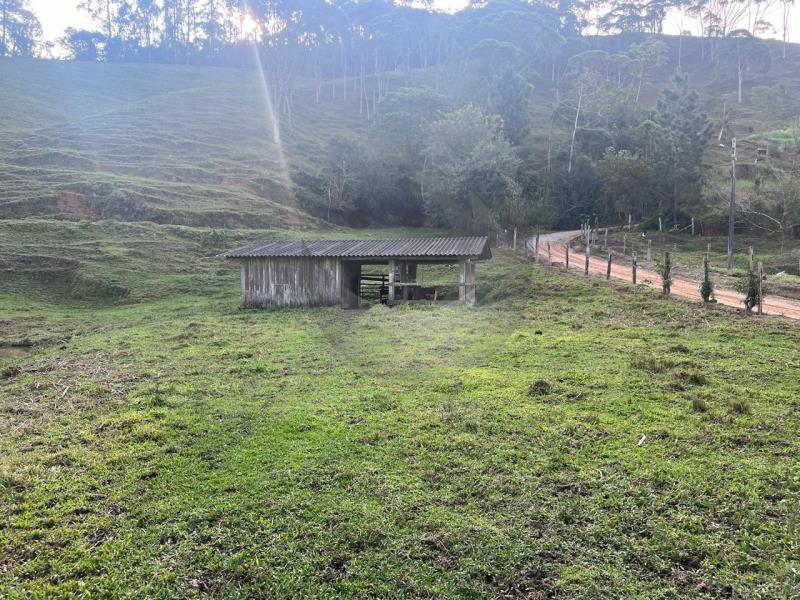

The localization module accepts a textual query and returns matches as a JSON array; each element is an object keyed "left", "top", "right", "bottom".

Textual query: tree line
[{"left": 1, "top": 0, "right": 796, "bottom": 239}]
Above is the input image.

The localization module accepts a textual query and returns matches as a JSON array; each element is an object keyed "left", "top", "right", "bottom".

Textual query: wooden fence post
[
  {"left": 547, "top": 241, "right": 552, "bottom": 266},
  {"left": 632, "top": 252, "right": 638, "bottom": 286},
  {"left": 513, "top": 227, "right": 518, "bottom": 251},
  {"left": 606, "top": 252, "right": 612, "bottom": 279},
  {"left": 627, "top": 213, "right": 632, "bottom": 230},
  {"left": 647, "top": 239, "right": 652, "bottom": 262},
  {"left": 623, "top": 233, "right": 627, "bottom": 255},
  {"left": 658, "top": 216, "right": 663, "bottom": 232},
  {"left": 585, "top": 245, "right": 590, "bottom": 275},
  {"left": 565, "top": 244, "right": 570, "bottom": 269},
  {"left": 757, "top": 261, "right": 764, "bottom": 315},
  {"left": 604, "top": 228, "right": 608, "bottom": 250},
  {"left": 691, "top": 217, "right": 695, "bottom": 236},
  {"left": 749, "top": 246, "right": 754, "bottom": 270},
  {"left": 534, "top": 232, "right": 540, "bottom": 264}
]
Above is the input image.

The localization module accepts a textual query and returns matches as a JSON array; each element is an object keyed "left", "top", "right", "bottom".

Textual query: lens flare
[{"left": 240, "top": 2, "right": 292, "bottom": 190}]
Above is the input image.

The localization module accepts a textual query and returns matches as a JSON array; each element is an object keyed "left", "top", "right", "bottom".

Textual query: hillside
[
  {"left": 2, "top": 36, "right": 800, "bottom": 229},
  {"left": 0, "top": 60, "right": 361, "bottom": 228}
]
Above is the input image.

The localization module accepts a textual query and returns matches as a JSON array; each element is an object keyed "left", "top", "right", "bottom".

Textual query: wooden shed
[{"left": 223, "top": 237, "right": 491, "bottom": 309}]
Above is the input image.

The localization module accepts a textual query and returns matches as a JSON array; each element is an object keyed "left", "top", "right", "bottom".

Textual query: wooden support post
[
  {"left": 628, "top": 213, "right": 632, "bottom": 230},
  {"left": 547, "top": 241, "right": 552, "bottom": 266},
  {"left": 658, "top": 216, "right": 663, "bottom": 232},
  {"left": 691, "top": 217, "right": 695, "bottom": 236},
  {"left": 388, "top": 259, "right": 396, "bottom": 302},
  {"left": 603, "top": 228, "right": 608, "bottom": 250},
  {"left": 606, "top": 252, "right": 612, "bottom": 279},
  {"left": 513, "top": 227, "right": 518, "bottom": 251},
  {"left": 647, "top": 239, "right": 652, "bottom": 262},
  {"left": 565, "top": 244, "right": 570, "bottom": 269},
  {"left": 632, "top": 252, "right": 638, "bottom": 286},
  {"left": 757, "top": 261, "right": 763, "bottom": 315},
  {"left": 458, "top": 259, "right": 466, "bottom": 305},
  {"left": 534, "top": 232, "right": 540, "bottom": 264},
  {"left": 465, "top": 261, "right": 476, "bottom": 307},
  {"left": 584, "top": 245, "right": 590, "bottom": 275}
]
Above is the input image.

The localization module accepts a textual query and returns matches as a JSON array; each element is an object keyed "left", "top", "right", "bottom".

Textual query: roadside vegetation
[
  {"left": 603, "top": 230, "right": 800, "bottom": 299},
  {"left": 2, "top": 221, "right": 800, "bottom": 597}
]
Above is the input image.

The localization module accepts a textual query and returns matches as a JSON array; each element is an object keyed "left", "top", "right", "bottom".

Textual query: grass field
[{"left": 2, "top": 222, "right": 799, "bottom": 598}]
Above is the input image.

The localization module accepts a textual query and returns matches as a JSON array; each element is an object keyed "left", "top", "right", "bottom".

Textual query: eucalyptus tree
[
  {"left": 625, "top": 37, "right": 667, "bottom": 103},
  {"left": 721, "top": 29, "right": 771, "bottom": 103},
  {"left": 1, "top": 0, "right": 41, "bottom": 57},
  {"left": 780, "top": 0, "right": 794, "bottom": 58}
]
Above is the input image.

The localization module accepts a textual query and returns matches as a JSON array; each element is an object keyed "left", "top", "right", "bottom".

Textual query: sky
[{"left": 28, "top": 0, "right": 798, "bottom": 54}]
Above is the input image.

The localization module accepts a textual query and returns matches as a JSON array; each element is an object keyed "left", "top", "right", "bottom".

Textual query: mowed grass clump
[{"left": 1, "top": 227, "right": 800, "bottom": 598}]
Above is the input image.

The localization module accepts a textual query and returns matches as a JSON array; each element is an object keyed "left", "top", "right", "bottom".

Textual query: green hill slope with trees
[
  {"left": 2, "top": 29, "right": 799, "bottom": 235},
  {"left": 1, "top": 0, "right": 799, "bottom": 236}
]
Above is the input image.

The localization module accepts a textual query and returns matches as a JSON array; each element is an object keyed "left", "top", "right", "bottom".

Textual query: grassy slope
[
  {"left": 3, "top": 37, "right": 800, "bottom": 230},
  {"left": 2, "top": 224, "right": 800, "bottom": 598},
  {"left": 0, "top": 60, "right": 366, "bottom": 228}
]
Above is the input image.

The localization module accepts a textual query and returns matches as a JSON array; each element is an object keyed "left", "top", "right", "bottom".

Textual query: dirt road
[{"left": 532, "top": 231, "right": 800, "bottom": 320}]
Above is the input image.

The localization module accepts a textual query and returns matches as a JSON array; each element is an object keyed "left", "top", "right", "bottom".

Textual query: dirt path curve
[{"left": 532, "top": 231, "right": 800, "bottom": 321}]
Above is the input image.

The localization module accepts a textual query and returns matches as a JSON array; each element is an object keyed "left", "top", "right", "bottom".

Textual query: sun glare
[{"left": 241, "top": 14, "right": 260, "bottom": 39}]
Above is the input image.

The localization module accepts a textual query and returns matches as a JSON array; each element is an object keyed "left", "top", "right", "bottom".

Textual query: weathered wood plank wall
[{"left": 240, "top": 257, "right": 341, "bottom": 308}]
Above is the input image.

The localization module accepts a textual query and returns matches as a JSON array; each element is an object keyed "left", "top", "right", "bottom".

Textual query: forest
[{"left": 2, "top": 0, "right": 799, "bottom": 236}]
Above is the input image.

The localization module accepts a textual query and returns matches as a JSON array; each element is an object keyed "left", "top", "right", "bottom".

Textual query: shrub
[
  {"left": 700, "top": 278, "right": 714, "bottom": 302},
  {"left": 528, "top": 380, "right": 552, "bottom": 396},
  {"left": 729, "top": 398, "right": 751, "bottom": 414},
  {"left": 2, "top": 365, "right": 21, "bottom": 378},
  {"left": 691, "top": 397, "right": 708, "bottom": 412},
  {"left": 733, "top": 267, "right": 767, "bottom": 313},
  {"left": 205, "top": 228, "right": 227, "bottom": 249}
]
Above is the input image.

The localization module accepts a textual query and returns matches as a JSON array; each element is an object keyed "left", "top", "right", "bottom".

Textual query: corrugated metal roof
[{"left": 223, "top": 237, "right": 491, "bottom": 260}]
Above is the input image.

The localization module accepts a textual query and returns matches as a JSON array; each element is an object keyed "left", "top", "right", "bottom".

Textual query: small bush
[
  {"left": 700, "top": 278, "right": 714, "bottom": 303},
  {"left": 733, "top": 268, "right": 767, "bottom": 313},
  {"left": 691, "top": 397, "right": 708, "bottom": 412},
  {"left": 729, "top": 398, "right": 751, "bottom": 415},
  {"left": 685, "top": 371, "right": 708, "bottom": 386},
  {"left": 528, "top": 380, "right": 552, "bottom": 396},
  {"left": 1, "top": 365, "right": 21, "bottom": 378},
  {"left": 631, "top": 356, "right": 677, "bottom": 373},
  {"left": 204, "top": 228, "right": 227, "bottom": 249}
]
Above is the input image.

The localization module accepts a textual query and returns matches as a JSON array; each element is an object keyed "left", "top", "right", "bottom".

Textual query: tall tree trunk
[
  {"left": 635, "top": 62, "right": 644, "bottom": 104},
  {"left": 568, "top": 87, "right": 583, "bottom": 174},
  {"left": 737, "top": 59, "right": 743, "bottom": 103},
  {"left": 1, "top": 0, "right": 7, "bottom": 57}
]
